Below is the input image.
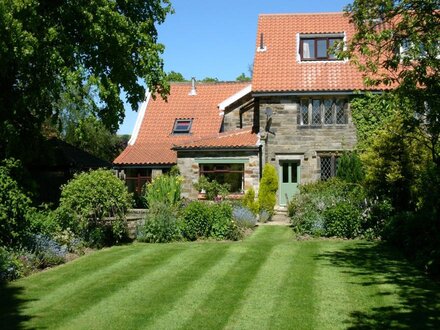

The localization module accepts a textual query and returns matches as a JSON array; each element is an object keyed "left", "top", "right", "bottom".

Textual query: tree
[
  {"left": 258, "top": 164, "right": 278, "bottom": 215},
  {"left": 201, "top": 77, "right": 219, "bottom": 82},
  {"left": 64, "top": 115, "right": 126, "bottom": 162},
  {"left": 0, "top": 0, "right": 173, "bottom": 161},
  {"left": 343, "top": 0, "right": 440, "bottom": 168},
  {"left": 235, "top": 73, "right": 251, "bottom": 82},
  {"left": 166, "top": 71, "right": 187, "bottom": 82}
]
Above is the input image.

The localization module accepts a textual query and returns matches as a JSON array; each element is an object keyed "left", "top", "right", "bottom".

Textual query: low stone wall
[
  {"left": 104, "top": 209, "right": 147, "bottom": 239},
  {"left": 125, "top": 209, "right": 147, "bottom": 238}
]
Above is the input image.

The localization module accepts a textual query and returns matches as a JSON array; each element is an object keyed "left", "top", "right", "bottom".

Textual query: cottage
[{"left": 114, "top": 12, "right": 383, "bottom": 206}]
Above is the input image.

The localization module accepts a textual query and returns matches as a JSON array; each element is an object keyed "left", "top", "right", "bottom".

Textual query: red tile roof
[
  {"left": 252, "top": 12, "right": 387, "bottom": 93},
  {"left": 114, "top": 143, "right": 176, "bottom": 165},
  {"left": 114, "top": 82, "right": 251, "bottom": 165},
  {"left": 173, "top": 128, "right": 259, "bottom": 150}
]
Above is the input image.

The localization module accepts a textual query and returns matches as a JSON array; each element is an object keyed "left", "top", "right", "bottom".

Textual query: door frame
[{"left": 276, "top": 154, "right": 304, "bottom": 206}]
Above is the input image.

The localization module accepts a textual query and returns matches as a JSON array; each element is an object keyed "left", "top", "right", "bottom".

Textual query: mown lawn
[{"left": 1, "top": 226, "right": 440, "bottom": 329}]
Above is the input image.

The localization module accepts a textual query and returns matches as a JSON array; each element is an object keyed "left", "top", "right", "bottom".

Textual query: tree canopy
[
  {"left": 166, "top": 71, "right": 187, "bottom": 82},
  {"left": 0, "top": 0, "right": 173, "bottom": 161},
  {"left": 235, "top": 73, "right": 251, "bottom": 82},
  {"left": 344, "top": 0, "right": 440, "bottom": 166}
]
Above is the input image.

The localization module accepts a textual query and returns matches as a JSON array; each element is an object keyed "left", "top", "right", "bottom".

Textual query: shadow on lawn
[
  {"left": 316, "top": 242, "right": 440, "bottom": 330},
  {"left": 0, "top": 282, "right": 34, "bottom": 329}
]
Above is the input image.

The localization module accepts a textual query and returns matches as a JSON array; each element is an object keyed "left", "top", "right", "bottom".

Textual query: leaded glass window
[
  {"left": 324, "top": 99, "right": 334, "bottom": 124},
  {"left": 320, "top": 155, "right": 339, "bottom": 181},
  {"left": 300, "top": 100, "right": 309, "bottom": 125},
  {"left": 298, "top": 99, "right": 348, "bottom": 127},
  {"left": 312, "top": 100, "right": 321, "bottom": 125}
]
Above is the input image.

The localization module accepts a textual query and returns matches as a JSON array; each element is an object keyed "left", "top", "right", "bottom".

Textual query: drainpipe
[{"left": 259, "top": 144, "right": 263, "bottom": 180}]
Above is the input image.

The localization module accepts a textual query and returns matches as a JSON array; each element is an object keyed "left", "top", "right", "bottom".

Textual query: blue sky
[{"left": 118, "top": 0, "right": 351, "bottom": 134}]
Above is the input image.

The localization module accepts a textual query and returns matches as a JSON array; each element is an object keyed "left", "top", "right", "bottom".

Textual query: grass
[{"left": 1, "top": 226, "right": 440, "bottom": 329}]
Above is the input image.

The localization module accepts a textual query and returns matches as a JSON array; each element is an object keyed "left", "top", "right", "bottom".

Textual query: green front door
[{"left": 279, "top": 161, "right": 300, "bottom": 206}]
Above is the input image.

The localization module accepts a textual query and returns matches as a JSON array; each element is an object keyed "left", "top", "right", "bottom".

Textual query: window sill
[{"left": 297, "top": 124, "right": 348, "bottom": 129}]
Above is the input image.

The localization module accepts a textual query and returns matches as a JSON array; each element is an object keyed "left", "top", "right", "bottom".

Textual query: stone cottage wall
[
  {"left": 176, "top": 150, "right": 260, "bottom": 199},
  {"left": 258, "top": 96, "right": 357, "bottom": 184},
  {"left": 223, "top": 105, "right": 254, "bottom": 131}
]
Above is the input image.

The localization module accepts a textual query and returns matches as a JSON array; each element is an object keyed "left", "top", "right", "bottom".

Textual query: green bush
[
  {"left": 27, "top": 206, "right": 60, "bottom": 239},
  {"left": 194, "top": 176, "right": 230, "bottom": 201},
  {"left": 288, "top": 179, "right": 370, "bottom": 238},
  {"left": 0, "top": 162, "right": 32, "bottom": 247},
  {"left": 361, "top": 199, "right": 394, "bottom": 239},
  {"left": 137, "top": 203, "right": 181, "bottom": 243},
  {"left": 145, "top": 174, "right": 182, "bottom": 207},
  {"left": 56, "top": 169, "right": 132, "bottom": 247},
  {"left": 180, "top": 201, "right": 240, "bottom": 241},
  {"left": 382, "top": 210, "right": 440, "bottom": 276},
  {"left": 337, "top": 151, "right": 364, "bottom": 183},
  {"left": 0, "top": 247, "right": 25, "bottom": 282},
  {"left": 323, "top": 203, "right": 362, "bottom": 239},
  {"left": 210, "top": 203, "right": 241, "bottom": 240},
  {"left": 180, "top": 201, "right": 212, "bottom": 240},
  {"left": 258, "top": 164, "right": 278, "bottom": 216},
  {"left": 242, "top": 187, "right": 259, "bottom": 215}
]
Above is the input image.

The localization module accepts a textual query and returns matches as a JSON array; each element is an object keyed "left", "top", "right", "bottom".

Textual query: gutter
[
  {"left": 252, "top": 90, "right": 384, "bottom": 97},
  {"left": 172, "top": 146, "right": 260, "bottom": 152}
]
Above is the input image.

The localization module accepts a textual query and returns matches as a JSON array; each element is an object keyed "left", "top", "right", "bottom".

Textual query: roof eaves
[
  {"left": 252, "top": 90, "right": 385, "bottom": 97},
  {"left": 218, "top": 84, "right": 252, "bottom": 110},
  {"left": 173, "top": 146, "right": 259, "bottom": 152},
  {"left": 127, "top": 91, "right": 151, "bottom": 146}
]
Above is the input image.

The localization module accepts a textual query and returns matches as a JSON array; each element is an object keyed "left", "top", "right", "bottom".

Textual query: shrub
[
  {"left": 137, "top": 203, "right": 181, "bottom": 243},
  {"left": 210, "top": 203, "right": 240, "bottom": 240},
  {"left": 169, "top": 165, "right": 181, "bottom": 176},
  {"left": 258, "top": 164, "right": 278, "bottom": 216},
  {"left": 258, "top": 209, "right": 271, "bottom": 223},
  {"left": 145, "top": 174, "right": 182, "bottom": 207},
  {"left": 180, "top": 201, "right": 212, "bottom": 240},
  {"left": 0, "top": 163, "right": 32, "bottom": 247},
  {"left": 361, "top": 199, "right": 394, "bottom": 239},
  {"left": 323, "top": 203, "right": 362, "bottom": 239},
  {"left": 27, "top": 206, "right": 60, "bottom": 239},
  {"left": 232, "top": 206, "right": 257, "bottom": 228},
  {"left": 288, "top": 179, "right": 368, "bottom": 238},
  {"left": 242, "top": 187, "right": 259, "bottom": 215},
  {"left": 194, "top": 176, "right": 230, "bottom": 201},
  {"left": 29, "top": 234, "right": 67, "bottom": 268},
  {"left": 382, "top": 210, "right": 440, "bottom": 276},
  {"left": 0, "top": 247, "right": 24, "bottom": 282},
  {"left": 180, "top": 201, "right": 241, "bottom": 241},
  {"left": 337, "top": 151, "right": 364, "bottom": 183},
  {"left": 56, "top": 169, "right": 132, "bottom": 247}
]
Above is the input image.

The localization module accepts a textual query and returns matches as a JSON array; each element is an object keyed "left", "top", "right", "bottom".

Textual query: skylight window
[{"left": 172, "top": 119, "right": 192, "bottom": 134}]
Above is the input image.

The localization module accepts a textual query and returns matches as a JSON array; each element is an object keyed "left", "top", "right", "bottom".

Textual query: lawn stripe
[
  {"left": 58, "top": 244, "right": 223, "bottom": 330},
  {"left": 181, "top": 226, "right": 283, "bottom": 330},
  {"left": 23, "top": 244, "right": 190, "bottom": 329},
  {"left": 23, "top": 244, "right": 179, "bottom": 316},
  {"left": 224, "top": 229, "right": 297, "bottom": 330},
  {"left": 146, "top": 243, "right": 250, "bottom": 330},
  {"left": 14, "top": 244, "right": 148, "bottom": 296},
  {"left": 312, "top": 241, "right": 353, "bottom": 330},
  {"left": 268, "top": 240, "right": 319, "bottom": 330}
]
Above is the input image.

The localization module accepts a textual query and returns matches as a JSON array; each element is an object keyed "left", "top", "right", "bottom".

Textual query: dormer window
[
  {"left": 299, "top": 34, "right": 344, "bottom": 61},
  {"left": 172, "top": 119, "right": 192, "bottom": 134}
]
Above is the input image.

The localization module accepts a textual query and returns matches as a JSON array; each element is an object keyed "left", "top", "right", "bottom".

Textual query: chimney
[
  {"left": 189, "top": 77, "right": 197, "bottom": 96},
  {"left": 257, "top": 33, "right": 267, "bottom": 52}
]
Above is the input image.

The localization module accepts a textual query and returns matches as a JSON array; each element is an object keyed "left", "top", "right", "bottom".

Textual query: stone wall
[
  {"left": 258, "top": 96, "right": 357, "bottom": 183},
  {"left": 223, "top": 103, "right": 254, "bottom": 131},
  {"left": 176, "top": 150, "right": 260, "bottom": 199}
]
